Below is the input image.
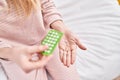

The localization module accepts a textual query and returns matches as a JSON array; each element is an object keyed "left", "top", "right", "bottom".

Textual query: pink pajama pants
[{"left": 0, "top": 47, "right": 80, "bottom": 80}]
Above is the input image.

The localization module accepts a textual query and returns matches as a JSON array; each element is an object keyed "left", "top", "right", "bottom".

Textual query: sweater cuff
[{"left": 44, "top": 13, "right": 63, "bottom": 28}]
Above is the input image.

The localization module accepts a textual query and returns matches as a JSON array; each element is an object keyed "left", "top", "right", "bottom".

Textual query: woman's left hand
[
  {"left": 50, "top": 20, "right": 87, "bottom": 67},
  {"left": 59, "top": 29, "right": 86, "bottom": 67}
]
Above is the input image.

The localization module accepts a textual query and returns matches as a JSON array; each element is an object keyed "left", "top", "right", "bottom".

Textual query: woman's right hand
[{"left": 7, "top": 45, "right": 52, "bottom": 73}]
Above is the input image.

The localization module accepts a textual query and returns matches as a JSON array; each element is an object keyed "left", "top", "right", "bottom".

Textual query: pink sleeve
[
  {"left": 0, "top": 1, "right": 11, "bottom": 48},
  {"left": 41, "top": 0, "right": 62, "bottom": 27}
]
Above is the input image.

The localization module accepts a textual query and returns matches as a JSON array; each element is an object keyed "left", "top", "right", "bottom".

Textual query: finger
[
  {"left": 65, "top": 45, "right": 71, "bottom": 67},
  {"left": 71, "top": 49, "right": 76, "bottom": 64},
  {"left": 75, "top": 37, "right": 87, "bottom": 50},
  {"left": 66, "top": 50, "right": 71, "bottom": 67},
  {"left": 27, "top": 45, "right": 48, "bottom": 53},
  {"left": 63, "top": 50, "right": 67, "bottom": 66},
  {"left": 31, "top": 53, "right": 40, "bottom": 61},
  {"left": 69, "top": 43, "right": 77, "bottom": 64},
  {"left": 19, "top": 53, "right": 52, "bottom": 73},
  {"left": 37, "top": 52, "right": 43, "bottom": 60},
  {"left": 59, "top": 35, "right": 68, "bottom": 47},
  {"left": 59, "top": 49, "right": 64, "bottom": 62},
  {"left": 59, "top": 40, "right": 67, "bottom": 63},
  {"left": 30, "top": 55, "right": 53, "bottom": 69}
]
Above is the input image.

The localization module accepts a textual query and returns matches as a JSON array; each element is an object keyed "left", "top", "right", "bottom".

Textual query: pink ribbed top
[
  {"left": 0, "top": 0, "right": 62, "bottom": 47},
  {"left": 0, "top": 0, "right": 62, "bottom": 80}
]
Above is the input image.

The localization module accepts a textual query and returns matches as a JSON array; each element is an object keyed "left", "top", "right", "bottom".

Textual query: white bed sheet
[
  {"left": 54, "top": 0, "right": 120, "bottom": 80},
  {"left": 0, "top": 0, "right": 120, "bottom": 80}
]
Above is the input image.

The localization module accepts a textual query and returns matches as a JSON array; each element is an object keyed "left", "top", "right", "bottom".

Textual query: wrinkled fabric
[{"left": 54, "top": 0, "right": 120, "bottom": 80}]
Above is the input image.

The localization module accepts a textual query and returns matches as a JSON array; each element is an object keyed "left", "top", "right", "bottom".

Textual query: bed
[{"left": 54, "top": 0, "right": 120, "bottom": 80}]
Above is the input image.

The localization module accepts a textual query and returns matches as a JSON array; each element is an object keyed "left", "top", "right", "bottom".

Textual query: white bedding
[
  {"left": 54, "top": 0, "right": 120, "bottom": 80},
  {"left": 0, "top": 0, "right": 120, "bottom": 80}
]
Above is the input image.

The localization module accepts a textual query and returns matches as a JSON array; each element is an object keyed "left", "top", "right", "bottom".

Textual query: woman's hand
[
  {"left": 50, "top": 20, "right": 87, "bottom": 67},
  {"left": 1, "top": 45, "right": 52, "bottom": 73},
  {"left": 59, "top": 29, "right": 86, "bottom": 67}
]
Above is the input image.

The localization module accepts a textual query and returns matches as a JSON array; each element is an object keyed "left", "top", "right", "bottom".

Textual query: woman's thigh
[
  {"left": 45, "top": 47, "right": 80, "bottom": 80},
  {"left": 0, "top": 60, "right": 48, "bottom": 80}
]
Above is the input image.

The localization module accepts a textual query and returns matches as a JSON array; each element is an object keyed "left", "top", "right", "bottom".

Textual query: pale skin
[
  {"left": 50, "top": 20, "right": 87, "bottom": 67},
  {"left": 0, "top": 45, "right": 53, "bottom": 73},
  {"left": 0, "top": 20, "right": 86, "bottom": 73}
]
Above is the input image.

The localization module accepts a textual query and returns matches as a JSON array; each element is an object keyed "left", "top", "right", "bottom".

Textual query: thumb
[
  {"left": 27, "top": 45, "right": 48, "bottom": 53},
  {"left": 75, "top": 37, "right": 87, "bottom": 50}
]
